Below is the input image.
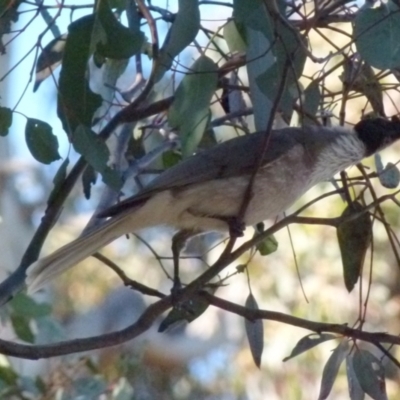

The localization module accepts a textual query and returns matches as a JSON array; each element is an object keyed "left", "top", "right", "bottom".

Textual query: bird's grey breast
[{"left": 177, "top": 142, "right": 314, "bottom": 226}]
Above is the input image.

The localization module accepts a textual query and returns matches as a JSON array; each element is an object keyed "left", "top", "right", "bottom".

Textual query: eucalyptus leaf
[
  {"left": 243, "top": 10, "right": 274, "bottom": 131},
  {"left": 354, "top": 2, "right": 400, "bottom": 70},
  {"left": 283, "top": 333, "right": 337, "bottom": 361},
  {"left": 9, "top": 293, "right": 51, "bottom": 319},
  {"left": 96, "top": 0, "right": 144, "bottom": 59},
  {"left": 25, "top": 118, "right": 61, "bottom": 164},
  {"left": 302, "top": 81, "right": 321, "bottom": 125},
  {"left": 244, "top": 293, "right": 264, "bottom": 368},
  {"left": 57, "top": 15, "right": 102, "bottom": 133},
  {"left": 337, "top": 202, "right": 372, "bottom": 292},
  {"left": 352, "top": 349, "right": 388, "bottom": 400},
  {"left": 10, "top": 314, "right": 35, "bottom": 343},
  {"left": 256, "top": 234, "right": 278, "bottom": 256},
  {"left": 168, "top": 55, "right": 218, "bottom": 156},
  {"left": 233, "top": 0, "right": 267, "bottom": 30},
  {"left": 224, "top": 19, "right": 246, "bottom": 53},
  {"left": 318, "top": 341, "right": 349, "bottom": 400},
  {"left": 346, "top": 355, "right": 365, "bottom": 400},
  {"left": 154, "top": 0, "right": 200, "bottom": 82}
]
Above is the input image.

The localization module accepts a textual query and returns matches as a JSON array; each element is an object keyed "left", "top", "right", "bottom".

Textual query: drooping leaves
[
  {"left": 96, "top": 0, "right": 144, "bottom": 59},
  {"left": 318, "top": 341, "right": 349, "bottom": 400},
  {"left": 352, "top": 349, "right": 388, "bottom": 400},
  {"left": 168, "top": 55, "right": 218, "bottom": 156},
  {"left": 234, "top": 0, "right": 306, "bottom": 129},
  {"left": 283, "top": 333, "right": 337, "bottom": 362},
  {"left": 237, "top": 0, "right": 274, "bottom": 132},
  {"left": 154, "top": 0, "right": 200, "bottom": 82},
  {"left": 244, "top": 293, "right": 264, "bottom": 368},
  {"left": 346, "top": 355, "right": 365, "bottom": 400},
  {"left": 57, "top": 15, "right": 103, "bottom": 133},
  {"left": 25, "top": 118, "right": 61, "bottom": 164},
  {"left": 337, "top": 202, "right": 372, "bottom": 292},
  {"left": 354, "top": 1, "right": 400, "bottom": 70},
  {"left": 57, "top": 1, "right": 143, "bottom": 133}
]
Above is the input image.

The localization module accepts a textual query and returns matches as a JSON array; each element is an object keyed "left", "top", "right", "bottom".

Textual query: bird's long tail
[{"left": 26, "top": 213, "right": 141, "bottom": 293}]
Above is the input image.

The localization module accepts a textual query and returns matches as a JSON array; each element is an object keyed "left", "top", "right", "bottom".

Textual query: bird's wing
[{"left": 100, "top": 129, "right": 303, "bottom": 217}]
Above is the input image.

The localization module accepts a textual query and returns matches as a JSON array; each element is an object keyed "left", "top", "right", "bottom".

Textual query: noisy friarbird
[{"left": 26, "top": 117, "right": 400, "bottom": 292}]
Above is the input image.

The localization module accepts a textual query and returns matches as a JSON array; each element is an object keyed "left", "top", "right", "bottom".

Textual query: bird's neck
[{"left": 311, "top": 133, "right": 366, "bottom": 185}]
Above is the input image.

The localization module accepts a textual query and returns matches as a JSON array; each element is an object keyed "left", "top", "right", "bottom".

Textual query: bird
[{"left": 26, "top": 117, "right": 400, "bottom": 293}]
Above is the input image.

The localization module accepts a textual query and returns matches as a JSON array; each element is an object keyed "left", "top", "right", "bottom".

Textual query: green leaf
[
  {"left": 72, "top": 125, "right": 122, "bottom": 191},
  {"left": 0, "top": 365, "right": 18, "bottom": 386},
  {"left": 0, "top": 106, "right": 12, "bottom": 136},
  {"left": 254, "top": 22, "right": 306, "bottom": 122},
  {"left": 96, "top": 0, "right": 144, "bottom": 59},
  {"left": 256, "top": 234, "right": 278, "bottom": 256},
  {"left": 168, "top": 55, "right": 218, "bottom": 156},
  {"left": 25, "top": 118, "right": 61, "bottom": 164},
  {"left": 318, "top": 341, "right": 349, "bottom": 400},
  {"left": 233, "top": 0, "right": 267, "bottom": 30},
  {"left": 352, "top": 349, "right": 388, "bottom": 400},
  {"left": 283, "top": 333, "right": 337, "bottom": 362},
  {"left": 224, "top": 19, "right": 246, "bottom": 53},
  {"left": 244, "top": 293, "right": 264, "bottom": 368},
  {"left": 346, "top": 355, "right": 365, "bottom": 400},
  {"left": 302, "top": 81, "right": 321, "bottom": 125},
  {"left": 337, "top": 202, "right": 372, "bottom": 292},
  {"left": 10, "top": 313, "right": 34, "bottom": 343},
  {"left": 154, "top": 0, "right": 200, "bottom": 82},
  {"left": 57, "top": 15, "right": 102, "bottom": 133},
  {"left": 9, "top": 293, "right": 51, "bottom": 319},
  {"left": 354, "top": 1, "right": 400, "bottom": 70},
  {"left": 242, "top": 6, "right": 274, "bottom": 131},
  {"left": 162, "top": 150, "right": 182, "bottom": 169}
]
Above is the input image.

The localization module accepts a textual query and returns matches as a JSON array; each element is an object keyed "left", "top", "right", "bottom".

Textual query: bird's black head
[{"left": 354, "top": 116, "right": 400, "bottom": 156}]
